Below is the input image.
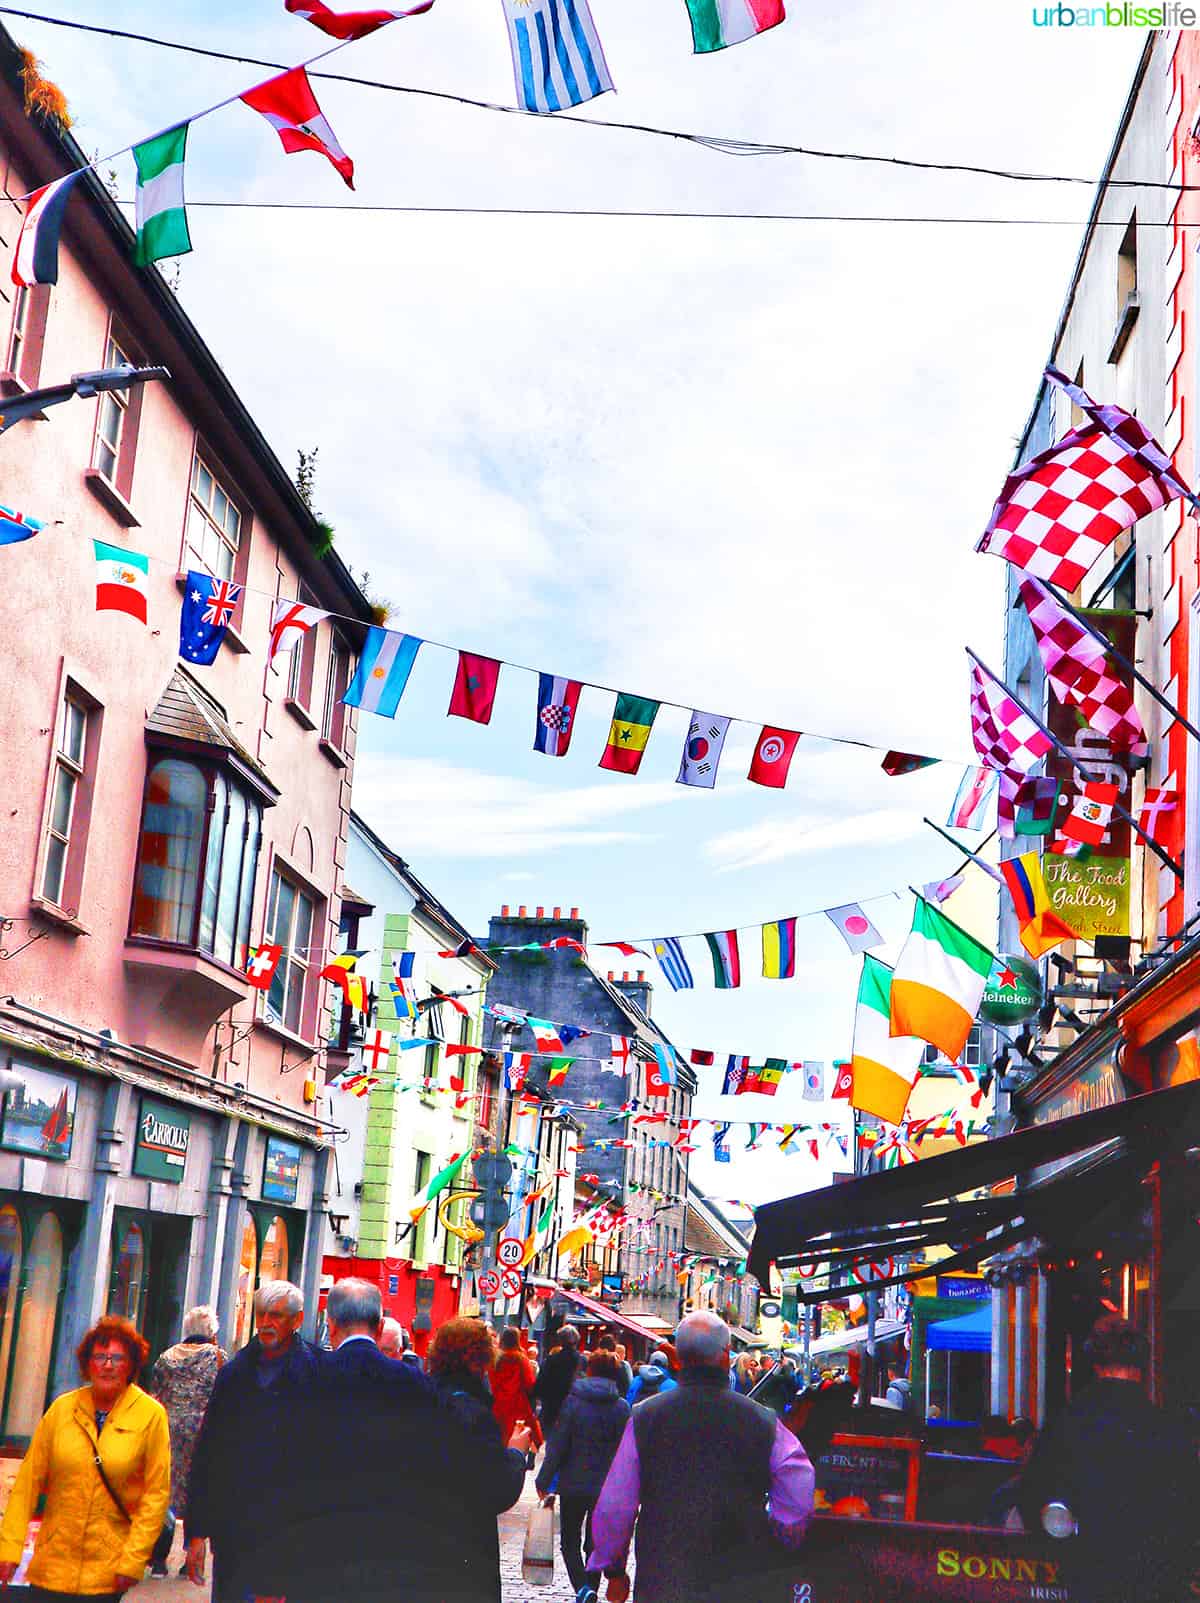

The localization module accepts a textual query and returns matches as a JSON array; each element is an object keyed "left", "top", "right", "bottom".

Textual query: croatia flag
[
  {"left": 534, "top": 672, "right": 582, "bottom": 757},
  {"left": 12, "top": 170, "right": 84, "bottom": 287},
  {"left": 241, "top": 68, "right": 356, "bottom": 188}
]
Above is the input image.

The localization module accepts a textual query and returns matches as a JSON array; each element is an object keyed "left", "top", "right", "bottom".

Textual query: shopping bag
[{"left": 522, "top": 1499, "right": 556, "bottom": 1585}]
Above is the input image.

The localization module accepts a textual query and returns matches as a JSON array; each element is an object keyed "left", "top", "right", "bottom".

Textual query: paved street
[{"left": 127, "top": 1468, "right": 595, "bottom": 1603}]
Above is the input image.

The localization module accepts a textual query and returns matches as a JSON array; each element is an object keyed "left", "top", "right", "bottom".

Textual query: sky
[{"left": 12, "top": 0, "right": 1147, "bottom": 1205}]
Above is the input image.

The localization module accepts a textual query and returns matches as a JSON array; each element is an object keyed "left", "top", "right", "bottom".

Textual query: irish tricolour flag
[
  {"left": 94, "top": 539, "right": 149, "bottom": 624},
  {"left": 889, "top": 897, "right": 993, "bottom": 1064},
  {"left": 133, "top": 126, "right": 192, "bottom": 268},
  {"left": 684, "top": 0, "right": 784, "bottom": 53},
  {"left": 850, "top": 954, "right": 924, "bottom": 1127}
]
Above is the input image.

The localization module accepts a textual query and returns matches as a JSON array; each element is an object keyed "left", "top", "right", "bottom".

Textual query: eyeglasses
[{"left": 90, "top": 1354, "right": 129, "bottom": 1368}]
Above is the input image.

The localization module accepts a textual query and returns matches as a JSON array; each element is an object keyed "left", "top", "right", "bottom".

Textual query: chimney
[
  {"left": 636, "top": 970, "right": 645, "bottom": 981},
  {"left": 607, "top": 971, "right": 615, "bottom": 981},
  {"left": 569, "top": 906, "right": 580, "bottom": 919},
  {"left": 500, "top": 904, "right": 510, "bottom": 917},
  {"left": 622, "top": 971, "right": 630, "bottom": 982},
  {"left": 517, "top": 905, "right": 527, "bottom": 918},
  {"left": 536, "top": 905, "right": 545, "bottom": 918},
  {"left": 552, "top": 905, "right": 562, "bottom": 918}
]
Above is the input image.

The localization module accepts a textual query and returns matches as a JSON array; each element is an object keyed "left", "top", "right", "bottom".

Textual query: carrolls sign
[{"left": 133, "top": 1095, "right": 191, "bottom": 1183}]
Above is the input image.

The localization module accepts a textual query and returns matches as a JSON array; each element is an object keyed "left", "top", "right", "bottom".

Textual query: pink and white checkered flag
[
  {"left": 977, "top": 367, "right": 1192, "bottom": 591},
  {"left": 969, "top": 661, "right": 1054, "bottom": 837},
  {"left": 1017, "top": 576, "right": 1148, "bottom": 754}
]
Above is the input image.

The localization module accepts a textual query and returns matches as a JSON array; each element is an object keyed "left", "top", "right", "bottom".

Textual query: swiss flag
[
  {"left": 246, "top": 943, "right": 283, "bottom": 991},
  {"left": 831, "top": 1062, "right": 853, "bottom": 1100}
]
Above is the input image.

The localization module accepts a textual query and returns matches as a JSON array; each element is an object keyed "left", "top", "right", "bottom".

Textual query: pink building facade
[{"left": 0, "top": 30, "right": 372, "bottom": 1447}]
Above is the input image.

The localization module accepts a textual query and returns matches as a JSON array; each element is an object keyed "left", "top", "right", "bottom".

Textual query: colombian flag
[
  {"left": 1000, "top": 852, "right": 1078, "bottom": 959},
  {"left": 762, "top": 917, "right": 797, "bottom": 979}
]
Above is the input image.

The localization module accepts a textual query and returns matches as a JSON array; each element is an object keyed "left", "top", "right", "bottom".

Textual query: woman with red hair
[{"left": 0, "top": 1315, "right": 170, "bottom": 1599}]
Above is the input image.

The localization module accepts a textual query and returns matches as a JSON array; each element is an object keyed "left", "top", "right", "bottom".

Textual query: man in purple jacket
[{"left": 588, "top": 1310, "right": 814, "bottom": 1603}]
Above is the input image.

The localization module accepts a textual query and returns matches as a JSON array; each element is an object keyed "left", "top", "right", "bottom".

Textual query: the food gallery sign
[{"left": 133, "top": 1095, "right": 191, "bottom": 1182}]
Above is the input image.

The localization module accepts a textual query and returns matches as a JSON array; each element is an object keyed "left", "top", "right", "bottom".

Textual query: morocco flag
[
  {"left": 448, "top": 652, "right": 502, "bottom": 724},
  {"left": 285, "top": 0, "right": 435, "bottom": 38},
  {"left": 241, "top": 68, "right": 355, "bottom": 188}
]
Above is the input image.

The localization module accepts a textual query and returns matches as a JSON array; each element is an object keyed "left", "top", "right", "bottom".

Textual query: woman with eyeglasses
[{"left": 0, "top": 1315, "right": 170, "bottom": 1600}]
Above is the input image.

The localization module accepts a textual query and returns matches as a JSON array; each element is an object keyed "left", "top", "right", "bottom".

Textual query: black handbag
[{"left": 83, "top": 1422, "right": 177, "bottom": 1570}]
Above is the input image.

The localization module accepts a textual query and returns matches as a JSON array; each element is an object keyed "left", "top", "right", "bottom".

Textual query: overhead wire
[{"left": 2, "top": 5, "right": 1196, "bottom": 190}]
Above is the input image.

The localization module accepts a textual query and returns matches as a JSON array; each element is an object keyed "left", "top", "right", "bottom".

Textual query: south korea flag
[{"left": 676, "top": 711, "right": 731, "bottom": 790}]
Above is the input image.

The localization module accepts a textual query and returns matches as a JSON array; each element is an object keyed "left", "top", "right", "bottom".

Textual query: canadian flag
[
  {"left": 246, "top": 943, "right": 283, "bottom": 990},
  {"left": 1059, "top": 782, "right": 1119, "bottom": 849},
  {"left": 242, "top": 68, "right": 356, "bottom": 188}
]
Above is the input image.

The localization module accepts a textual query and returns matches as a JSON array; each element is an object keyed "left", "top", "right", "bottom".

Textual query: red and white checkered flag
[
  {"left": 978, "top": 368, "right": 1191, "bottom": 591},
  {"left": 1137, "top": 787, "right": 1179, "bottom": 842},
  {"left": 1018, "top": 576, "right": 1148, "bottom": 754},
  {"left": 969, "top": 662, "right": 1054, "bottom": 836}
]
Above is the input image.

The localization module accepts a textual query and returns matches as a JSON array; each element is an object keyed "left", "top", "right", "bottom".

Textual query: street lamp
[{"left": 0, "top": 364, "right": 170, "bottom": 436}]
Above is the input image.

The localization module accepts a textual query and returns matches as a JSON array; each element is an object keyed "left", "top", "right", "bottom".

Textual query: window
[
  {"left": 40, "top": 690, "right": 91, "bottom": 909},
  {"left": 413, "top": 1152, "right": 432, "bottom": 1263},
  {"left": 93, "top": 333, "right": 130, "bottom": 485},
  {"left": 131, "top": 758, "right": 262, "bottom": 965},
  {"left": 322, "top": 640, "right": 352, "bottom": 750},
  {"left": 233, "top": 1214, "right": 257, "bottom": 1351},
  {"left": 1117, "top": 214, "right": 1137, "bottom": 312},
  {"left": 6, "top": 1211, "right": 62, "bottom": 1441},
  {"left": 5, "top": 284, "right": 47, "bottom": 387},
  {"left": 7, "top": 287, "right": 29, "bottom": 376},
  {"left": 263, "top": 867, "right": 316, "bottom": 1036},
  {"left": 284, "top": 588, "right": 320, "bottom": 714},
  {"left": 186, "top": 453, "right": 243, "bottom": 583},
  {"left": 109, "top": 1221, "right": 146, "bottom": 1325}
]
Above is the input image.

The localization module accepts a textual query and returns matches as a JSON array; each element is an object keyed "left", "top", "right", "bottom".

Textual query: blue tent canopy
[{"left": 927, "top": 1304, "right": 991, "bottom": 1352}]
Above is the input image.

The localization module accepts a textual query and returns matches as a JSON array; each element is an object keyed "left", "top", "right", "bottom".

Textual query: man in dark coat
[
  {"left": 1018, "top": 1314, "right": 1200, "bottom": 1603},
  {"left": 536, "top": 1350, "right": 631, "bottom": 1596},
  {"left": 185, "top": 1279, "right": 320, "bottom": 1601},
  {"left": 590, "top": 1311, "right": 814, "bottom": 1603},
  {"left": 533, "top": 1322, "right": 581, "bottom": 1434}
]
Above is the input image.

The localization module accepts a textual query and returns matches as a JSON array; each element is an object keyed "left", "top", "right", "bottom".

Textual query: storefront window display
[
  {"left": 0, "top": 1208, "right": 21, "bottom": 1410},
  {"left": 6, "top": 1211, "right": 63, "bottom": 1441},
  {"left": 233, "top": 1213, "right": 257, "bottom": 1351},
  {"left": 232, "top": 1207, "right": 301, "bottom": 1350},
  {"left": 110, "top": 1220, "right": 146, "bottom": 1325}
]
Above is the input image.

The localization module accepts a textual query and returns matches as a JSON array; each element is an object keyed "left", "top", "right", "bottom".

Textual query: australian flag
[{"left": 180, "top": 570, "right": 241, "bottom": 666}]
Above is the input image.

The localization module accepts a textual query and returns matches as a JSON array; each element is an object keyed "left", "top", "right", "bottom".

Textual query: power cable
[{"left": 3, "top": 5, "right": 1194, "bottom": 191}]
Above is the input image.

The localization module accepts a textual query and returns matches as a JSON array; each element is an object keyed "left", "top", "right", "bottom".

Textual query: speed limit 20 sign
[{"left": 497, "top": 1236, "right": 525, "bottom": 1268}]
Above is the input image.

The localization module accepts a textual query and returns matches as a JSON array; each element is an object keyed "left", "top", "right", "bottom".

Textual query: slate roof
[{"left": 145, "top": 666, "right": 278, "bottom": 801}]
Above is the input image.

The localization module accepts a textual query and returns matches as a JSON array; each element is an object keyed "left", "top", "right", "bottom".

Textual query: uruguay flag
[
  {"left": 534, "top": 672, "right": 582, "bottom": 757},
  {"left": 13, "top": 170, "right": 85, "bottom": 287},
  {"left": 501, "top": 0, "right": 613, "bottom": 114},
  {"left": 343, "top": 627, "right": 421, "bottom": 717}
]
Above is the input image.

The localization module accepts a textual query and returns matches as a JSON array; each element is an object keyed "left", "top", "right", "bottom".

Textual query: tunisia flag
[
  {"left": 242, "top": 68, "right": 355, "bottom": 188},
  {"left": 748, "top": 725, "right": 801, "bottom": 788},
  {"left": 831, "top": 1062, "right": 853, "bottom": 1100},
  {"left": 448, "top": 652, "right": 501, "bottom": 724},
  {"left": 285, "top": 0, "right": 434, "bottom": 39}
]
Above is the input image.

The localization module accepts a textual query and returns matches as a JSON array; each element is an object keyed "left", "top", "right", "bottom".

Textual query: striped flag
[
  {"left": 851, "top": 955, "right": 924, "bottom": 1126},
  {"left": 889, "top": 898, "right": 993, "bottom": 1063},
  {"left": 94, "top": 540, "right": 149, "bottom": 623},
  {"left": 343, "top": 628, "right": 421, "bottom": 717},
  {"left": 947, "top": 766, "right": 997, "bottom": 831},
  {"left": 652, "top": 937, "right": 693, "bottom": 991},
  {"left": 762, "top": 916, "right": 797, "bottom": 979},
  {"left": 600, "top": 693, "right": 659, "bottom": 774},
  {"left": 501, "top": 0, "right": 613, "bottom": 113},
  {"left": 133, "top": 125, "right": 192, "bottom": 267},
  {"left": 534, "top": 672, "right": 583, "bottom": 757},
  {"left": 12, "top": 170, "right": 84, "bottom": 287},
  {"left": 684, "top": 0, "right": 784, "bottom": 53},
  {"left": 704, "top": 929, "right": 741, "bottom": 989},
  {"left": 721, "top": 1055, "right": 751, "bottom": 1095}
]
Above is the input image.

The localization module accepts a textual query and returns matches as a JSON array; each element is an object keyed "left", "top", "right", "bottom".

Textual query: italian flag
[
  {"left": 850, "top": 954, "right": 924, "bottom": 1127},
  {"left": 409, "top": 1150, "right": 469, "bottom": 1222},
  {"left": 684, "top": 0, "right": 785, "bottom": 53},
  {"left": 133, "top": 126, "right": 192, "bottom": 267},
  {"left": 94, "top": 540, "right": 149, "bottom": 623},
  {"left": 889, "top": 898, "right": 993, "bottom": 1063}
]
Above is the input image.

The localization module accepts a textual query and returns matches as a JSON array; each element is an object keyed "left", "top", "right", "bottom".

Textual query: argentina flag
[{"left": 501, "top": 0, "right": 613, "bottom": 114}]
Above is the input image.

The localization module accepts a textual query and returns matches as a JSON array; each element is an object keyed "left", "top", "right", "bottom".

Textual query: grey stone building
[{"left": 484, "top": 906, "right": 696, "bottom": 1333}]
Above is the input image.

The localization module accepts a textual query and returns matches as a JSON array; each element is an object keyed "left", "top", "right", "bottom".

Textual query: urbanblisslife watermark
[{"left": 1033, "top": 2, "right": 1200, "bottom": 22}]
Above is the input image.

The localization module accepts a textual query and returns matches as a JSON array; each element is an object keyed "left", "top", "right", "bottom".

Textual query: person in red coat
[{"left": 492, "top": 1325, "right": 542, "bottom": 1449}]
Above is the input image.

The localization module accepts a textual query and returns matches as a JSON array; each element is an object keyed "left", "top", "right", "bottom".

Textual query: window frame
[
  {"left": 128, "top": 752, "right": 264, "bottom": 968},
  {"left": 89, "top": 327, "right": 143, "bottom": 502},
  {"left": 322, "top": 636, "right": 353, "bottom": 754},
  {"left": 260, "top": 860, "right": 321, "bottom": 1041},
  {"left": 282, "top": 586, "right": 320, "bottom": 720},
  {"left": 34, "top": 675, "right": 103, "bottom": 921},
  {"left": 3, "top": 282, "right": 49, "bottom": 390},
  {"left": 185, "top": 450, "right": 245, "bottom": 586}
]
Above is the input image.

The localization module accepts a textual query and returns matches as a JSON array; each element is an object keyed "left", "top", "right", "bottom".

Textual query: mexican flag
[
  {"left": 409, "top": 1150, "right": 469, "bottom": 1222},
  {"left": 889, "top": 898, "right": 992, "bottom": 1062},
  {"left": 850, "top": 954, "right": 924, "bottom": 1127},
  {"left": 94, "top": 540, "right": 149, "bottom": 623},
  {"left": 684, "top": 0, "right": 784, "bottom": 54},
  {"left": 133, "top": 126, "right": 192, "bottom": 267}
]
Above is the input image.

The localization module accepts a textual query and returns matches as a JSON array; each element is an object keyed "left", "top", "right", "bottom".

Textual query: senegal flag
[{"left": 600, "top": 693, "right": 660, "bottom": 774}]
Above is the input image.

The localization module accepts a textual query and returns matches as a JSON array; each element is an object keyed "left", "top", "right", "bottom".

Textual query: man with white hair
[
  {"left": 589, "top": 1310, "right": 814, "bottom": 1603},
  {"left": 185, "top": 1280, "right": 319, "bottom": 1600},
  {"left": 378, "top": 1314, "right": 407, "bottom": 1358}
]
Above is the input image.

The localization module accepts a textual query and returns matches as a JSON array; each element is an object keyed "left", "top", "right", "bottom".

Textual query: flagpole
[
  {"left": 966, "top": 647, "right": 1183, "bottom": 882},
  {"left": 922, "top": 818, "right": 1004, "bottom": 883},
  {"left": 1042, "top": 582, "right": 1200, "bottom": 745}
]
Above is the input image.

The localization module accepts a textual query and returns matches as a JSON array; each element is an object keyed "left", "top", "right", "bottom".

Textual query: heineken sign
[
  {"left": 133, "top": 1095, "right": 191, "bottom": 1182},
  {"left": 978, "top": 954, "right": 1042, "bottom": 1026}
]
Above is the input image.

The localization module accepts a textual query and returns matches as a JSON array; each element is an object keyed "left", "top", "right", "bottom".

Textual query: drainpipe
[
  {"left": 1036, "top": 1268, "right": 1049, "bottom": 1426},
  {"left": 990, "top": 1277, "right": 1010, "bottom": 1417},
  {"left": 1013, "top": 1271, "right": 1032, "bottom": 1419}
]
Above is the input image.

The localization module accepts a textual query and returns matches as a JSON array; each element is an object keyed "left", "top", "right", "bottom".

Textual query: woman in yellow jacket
[{"left": 0, "top": 1315, "right": 170, "bottom": 1600}]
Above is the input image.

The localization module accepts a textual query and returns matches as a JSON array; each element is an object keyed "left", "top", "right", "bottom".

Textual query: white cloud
[{"left": 705, "top": 807, "right": 926, "bottom": 872}]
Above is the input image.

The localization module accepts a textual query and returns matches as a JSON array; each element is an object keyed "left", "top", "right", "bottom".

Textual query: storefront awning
[
  {"left": 749, "top": 1078, "right": 1200, "bottom": 1295},
  {"left": 625, "top": 1314, "right": 674, "bottom": 1335},
  {"left": 529, "top": 1277, "right": 668, "bottom": 1346},
  {"left": 927, "top": 1305, "right": 992, "bottom": 1353},
  {"left": 808, "top": 1317, "right": 907, "bottom": 1358}
]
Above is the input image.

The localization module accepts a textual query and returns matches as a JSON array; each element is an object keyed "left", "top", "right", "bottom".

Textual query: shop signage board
[
  {"left": 132, "top": 1095, "right": 191, "bottom": 1182},
  {"left": 0, "top": 1062, "right": 76, "bottom": 1161},
  {"left": 262, "top": 1135, "right": 302, "bottom": 1205},
  {"left": 978, "top": 955, "right": 1041, "bottom": 1026},
  {"left": 1027, "top": 1050, "right": 1125, "bottom": 1186},
  {"left": 1042, "top": 853, "right": 1131, "bottom": 940},
  {"left": 936, "top": 1276, "right": 988, "bottom": 1301}
]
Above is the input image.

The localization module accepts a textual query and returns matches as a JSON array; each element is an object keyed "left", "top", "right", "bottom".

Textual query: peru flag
[
  {"left": 448, "top": 652, "right": 501, "bottom": 724},
  {"left": 1060, "top": 782, "right": 1119, "bottom": 849},
  {"left": 241, "top": 68, "right": 355, "bottom": 188},
  {"left": 285, "top": 0, "right": 434, "bottom": 38}
]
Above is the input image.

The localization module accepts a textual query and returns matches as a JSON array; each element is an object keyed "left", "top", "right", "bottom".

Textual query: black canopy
[{"left": 749, "top": 1078, "right": 1200, "bottom": 1294}]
